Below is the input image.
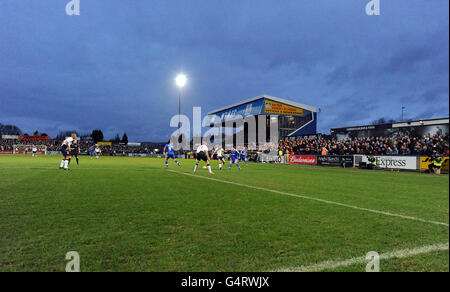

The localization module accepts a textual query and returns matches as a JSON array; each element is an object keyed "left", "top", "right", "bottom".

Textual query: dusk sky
[{"left": 0, "top": 0, "right": 448, "bottom": 141}]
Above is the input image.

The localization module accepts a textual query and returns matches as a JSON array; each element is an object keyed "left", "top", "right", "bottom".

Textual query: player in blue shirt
[
  {"left": 239, "top": 147, "right": 248, "bottom": 166},
  {"left": 164, "top": 142, "right": 180, "bottom": 168},
  {"left": 89, "top": 146, "right": 95, "bottom": 159},
  {"left": 229, "top": 147, "right": 241, "bottom": 171}
]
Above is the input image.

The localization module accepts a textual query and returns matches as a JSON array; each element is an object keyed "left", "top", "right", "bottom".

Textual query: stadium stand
[{"left": 279, "top": 134, "right": 449, "bottom": 156}]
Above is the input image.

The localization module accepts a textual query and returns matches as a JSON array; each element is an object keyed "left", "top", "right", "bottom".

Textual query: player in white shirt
[
  {"left": 194, "top": 142, "right": 214, "bottom": 174},
  {"left": 32, "top": 146, "right": 38, "bottom": 157},
  {"left": 59, "top": 133, "right": 77, "bottom": 170},
  {"left": 95, "top": 146, "right": 101, "bottom": 159},
  {"left": 214, "top": 146, "right": 226, "bottom": 170}
]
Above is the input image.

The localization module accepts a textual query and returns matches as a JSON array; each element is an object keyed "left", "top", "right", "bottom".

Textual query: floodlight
[{"left": 175, "top": 74, "right": 187, "bottom": 88}]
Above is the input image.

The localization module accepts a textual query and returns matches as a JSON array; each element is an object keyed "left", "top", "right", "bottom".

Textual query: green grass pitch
[{"left": 0, "top": 155, "right": 448, "bottom": 272}]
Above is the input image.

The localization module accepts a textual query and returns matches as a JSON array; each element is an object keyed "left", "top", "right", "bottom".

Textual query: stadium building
[{"left": 208, "top": 95, "right": 317, "bottom": 143}]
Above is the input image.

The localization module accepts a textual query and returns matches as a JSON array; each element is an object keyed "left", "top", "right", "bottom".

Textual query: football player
[
  {"left": 229, "top": 147, "right": 241, "bottom": 171},
  {"left": 194, "top": 142, "right": 214, "bottom": 174},
  {"left": 163, "top": 141, "right": 180, "bottom": 168},
  {"left": 214, "top": 146, "right": 226, "bottom": 170},
  {"left": 95, "top": 146, "right": 101, "bottom": 159},
  {"left": 60, "top": 133, "right": 77, "bottom": 170},
  {"left": 70, "top": 139, "right": 80, "bottom": 165},
  {"left": 240, "top": 147, "right": 248, "bottom": 166}
]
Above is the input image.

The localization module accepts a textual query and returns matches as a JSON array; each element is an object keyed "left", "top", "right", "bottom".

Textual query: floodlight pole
[
  {"left": 175, "top": 74, "right": 186, "bottom": 140},
  {"left": 178, "top": 89, "right": 181, "bottom": 136}
]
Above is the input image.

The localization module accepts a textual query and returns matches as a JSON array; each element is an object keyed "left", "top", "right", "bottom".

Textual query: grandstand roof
[
  {"left": 331, "top": 117, "right": 449, "bottom": 133},
  {"left": 391, "top": 117, "right": 449, "bottom": 128},
  {"left": 208, "top": 94, "right": 317, "bottom": 115}
]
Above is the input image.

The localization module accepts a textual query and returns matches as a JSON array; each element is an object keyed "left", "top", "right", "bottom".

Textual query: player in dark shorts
[
  {"left": 61, "top": 144, "right": 69, "bottom": 156},
  {"left": 70, "top": 139, "right": 80, "bottom": 165},
  {"left": 193, "top": 143, "right": 214, "bottom": 174},
  {"left": 214, "top": 146, "right": 226, "bottom": 170},
  {"left": 60, "top": 143, "right": 71, "bottom": 170},
  {"left": 59, "top": 133, "right": 77, "bottom": 170}
]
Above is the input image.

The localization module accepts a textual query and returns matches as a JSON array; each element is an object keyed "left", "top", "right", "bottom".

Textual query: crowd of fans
[
  {"left": 0, "top": 138, "right": 165, "bottom": 155},
  {"left": 278, "top": 134, "right": 450, "bottom": 156},
  {"left": 0, "top": 139, "right": 73, "bottom": 152},
  {"left": 2, "top": 133, "right": 449, "bottom": 157}
]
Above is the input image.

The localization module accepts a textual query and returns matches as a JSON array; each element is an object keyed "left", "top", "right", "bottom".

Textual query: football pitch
[{"left": 0, "top": 155, "right": 448, "bottom": 272}]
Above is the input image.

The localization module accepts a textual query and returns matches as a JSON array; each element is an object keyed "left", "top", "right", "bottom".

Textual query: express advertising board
[
  {"left": 360, "top": 155, "right": 417, "bottom": 170},
  {"left": 289, "top": 155, "right": 317, "bottom": 165},
  {"left": 317, "top": 156, "right": 354, "bottom": 167}
]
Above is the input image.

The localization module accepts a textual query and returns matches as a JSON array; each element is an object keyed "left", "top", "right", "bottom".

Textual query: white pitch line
[
  {"left": 168, "top": 170, "right": 450, "bottom": 227},
  {"left": 275, "top": 242, "right": 449, "bottom": 272}
]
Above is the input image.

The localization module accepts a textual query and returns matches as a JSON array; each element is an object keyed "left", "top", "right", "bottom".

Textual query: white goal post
[{"left": 12, "top": 145, "right": 47, "bottom": 155}]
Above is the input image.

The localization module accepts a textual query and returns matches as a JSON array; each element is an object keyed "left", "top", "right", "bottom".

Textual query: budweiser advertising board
[{"left": 288, "top": 155, "right": 317, "bottom": 165}]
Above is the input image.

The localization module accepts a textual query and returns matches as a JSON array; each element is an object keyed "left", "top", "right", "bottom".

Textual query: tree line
[
  {"left": 1, "top": 123, "right": 128, "bottom": 144},
  {"left": 0, "top": 123, "right": 22, "bottom": 135},
  {"left": 56, "top": 129, "right": 128, "bottom": 144},
  {"left": 90, "top": 130, "right": 128, "bottom": 144}
]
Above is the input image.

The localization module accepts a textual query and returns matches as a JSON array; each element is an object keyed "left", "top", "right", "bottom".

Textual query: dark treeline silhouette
[
  {"left": 371, "top": 118, "right": 397, "bottom": 125},
  {"left": 91, "top": 129, "right": 104, "bottom": 143},
  {"left": 122, "top": 133, "right": 128, "bottom": 144},
  {"left": 0, "top": 123, "right": 22, "bottom": 135}
]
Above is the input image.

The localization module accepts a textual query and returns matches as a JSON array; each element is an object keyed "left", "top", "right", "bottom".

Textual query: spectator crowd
[
  {"left": 0, "top": 138, "right": 165, "bottom": 155},
  {"left": 2, "top": 134, "right": 449, "bottom": 157},
  {"left": 278, "top": 134, "right": 450, "bottom": 156}
]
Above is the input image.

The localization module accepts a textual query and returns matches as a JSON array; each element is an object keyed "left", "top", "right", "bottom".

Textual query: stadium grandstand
[
  {"left": 279, "top": 133, "right": 449, "bottom": 156},
  {"left": 208, "top": 94, "right": 318, "bottom": 140},
  {"left": 278, "top": 117, "right": 449, "bottom": 172},
  {"left": 280, "top": 117, "right": 449, "bottom": 156}
]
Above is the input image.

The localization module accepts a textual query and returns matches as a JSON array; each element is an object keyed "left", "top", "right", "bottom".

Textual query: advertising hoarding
[
  {"left": 359, "top": 155, "right": 417, "bottom": 170},
  {"left": 317, "top": 156, "right": 354, "bottom": 167},
  {"left": 264, "top": 100, "right": 304, "bottom": 116},
  {"left": 419, "top": 157, "right": 449, "bottom": 172},
  {"left": 289, "top": 155, "right": 317, "bottom": 165}
]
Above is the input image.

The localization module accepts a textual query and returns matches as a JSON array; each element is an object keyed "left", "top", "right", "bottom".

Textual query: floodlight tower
[{"left": 175, "top": 74, "right": 187, "bottom": 137}]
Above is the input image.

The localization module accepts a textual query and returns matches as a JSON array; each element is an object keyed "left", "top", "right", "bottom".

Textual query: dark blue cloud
[{"left": 0, "top": 0, "right": 448, "bottom": 141}]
